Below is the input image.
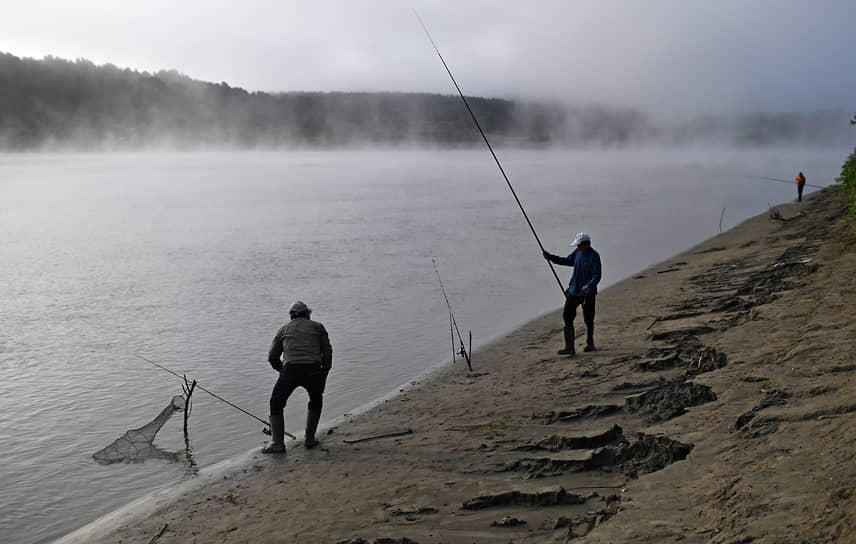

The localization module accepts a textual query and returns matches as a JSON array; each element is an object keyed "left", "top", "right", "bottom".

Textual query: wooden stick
[
  {"left": 147, "top": 523, "right": 168, "bottom": 544},
  {"left": 646, "top": 316, "right": 660, "bottom": 330},
  {"left": 182, "top": 376, "right": 197, "bottom": 436},
  {"left": 343, "top": 429, "right": 413, "bottom": 444}
]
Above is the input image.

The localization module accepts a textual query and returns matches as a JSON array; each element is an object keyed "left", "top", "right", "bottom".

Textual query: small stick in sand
[
  {"left": 343, "top": 429, "right": 413, "bottom": 444},
  {"left": 646, "top": 316, "right": 660, "bottom": 330},
  {"left": 181, "top": 375, "right": 197, "bottom": 436},
  {"left": 148, "top": 523, "right": 168, "bottom": 544}
]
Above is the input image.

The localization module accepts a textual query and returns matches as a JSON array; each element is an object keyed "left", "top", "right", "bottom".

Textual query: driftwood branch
[
  {"left": 646, "top": 316, "right": 660, "bottom": 330},
  {"left": 181, "top": 375, "right": 197, "bottom": 436},
  {"left": 343, "top": 429, "right": 413, "bottom": 444},
  {"left": 147, "top": 523, "right": 168, "bottom": 544}
]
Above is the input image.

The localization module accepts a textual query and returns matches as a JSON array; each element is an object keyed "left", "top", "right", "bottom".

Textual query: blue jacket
[{"left": 548, "top": 248, "right": 602, "bottom": 297}]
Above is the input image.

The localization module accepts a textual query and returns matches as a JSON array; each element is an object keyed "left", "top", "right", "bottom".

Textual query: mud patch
[
  {"left": 710, "top": 297, "right": 755, "bottom": 313},
  {"left": 625, "top": 380, "right": 717, "bottom": 423},
  {"left": 490, "top": 516, "right": 526, "bottom": 527},
  {"left": 556, "top": 495, "right": 621, "bottom": 539},
  {"left": 612, "top": 377, "right": 666, "bottom": 391},
  {"left": 686, "top": 345, "right": 728, "bottom": 375},
  {"left": 685, "top": 246, "right": 819, "bottom": 317},
  {"left": 618, "top": 433, "right": 694, "bottom": 477},
  {"left": 732, "top": 398, "right": 787, "bottom": 431},
  {"left": 801, "top": 385, "right": 838, "bottom": 398},
  {"left": 611, "top": 354, "right": 642, "bottom": 365},
  {"left": 519, "top": 425, "right": 624, "bottom": 452},
  {"left": 506, "top": 429, "right": 693, "bottom": 479},
  {"left": 656, "top": 310, "right": 706, "bottom": 321},
  {"left": 649, "top": 326, "right": 715, "bottom": 342},
  {"left": 461, "top": 487, "right": 588, "bottom": 510},
  {"left": 634, "top": 351, "right": 683, "bottom": 371},
  {"left": 636, "top": 341, "right": 726, "bottom": 378},
  {"left": 732, "top": 256, "right": 816, "bottom": 300},
  {"left": 537, "top": 404, "right": 623, "bottom": 424}
]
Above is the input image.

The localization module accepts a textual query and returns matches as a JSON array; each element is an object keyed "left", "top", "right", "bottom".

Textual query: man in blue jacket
[{"left": 543, "top": 232, "right": 602, "bottom": 356}]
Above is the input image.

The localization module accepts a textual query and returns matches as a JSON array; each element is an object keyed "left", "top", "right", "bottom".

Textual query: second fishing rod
[
  {"left": 432, "top": 258, "right": 472, "bottom": 371},
  {"left": 746, "top": 175, "right": 824, "bottom": 189}
]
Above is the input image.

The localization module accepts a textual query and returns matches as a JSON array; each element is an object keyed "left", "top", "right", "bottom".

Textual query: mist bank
[{"left": 0, "top": 53, "right": 852, "bottom": 150}]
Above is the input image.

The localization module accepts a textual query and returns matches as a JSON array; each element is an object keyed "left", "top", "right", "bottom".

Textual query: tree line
[
  {"left": 836, "top": 114, "right": 856, "bottom": 227},
  {"left": 0, "top": 52, "right": 850, "bottom": 150},
  {"left": 0, "top": 53, "right": 618, "bottom": 149}
]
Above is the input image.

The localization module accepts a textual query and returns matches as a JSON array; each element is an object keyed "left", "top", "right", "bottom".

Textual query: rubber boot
[
  {"left": 304, "top": 409, "right": 321, "bottom": 449},
  {"left": 262, "top": 412, "right": 286, "bottom": 454},
  {"left": 557, "top": 326, "right": 575, "bottom": 356},
  {"left": 584, "top": 324, "right": 596, "bottom": 352}
]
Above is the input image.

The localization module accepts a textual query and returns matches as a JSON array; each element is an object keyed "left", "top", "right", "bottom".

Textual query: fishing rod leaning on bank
[{"left": 432, "top": 258, "right": 472, "bottom": 371}]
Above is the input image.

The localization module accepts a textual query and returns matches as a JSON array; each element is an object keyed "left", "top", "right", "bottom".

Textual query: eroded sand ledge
[{"left": 69, "top": 190, "right": 856, "bottom": 543}]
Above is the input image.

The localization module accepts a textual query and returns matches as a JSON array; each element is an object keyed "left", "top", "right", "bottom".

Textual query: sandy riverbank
[{"left": 65, "top": 189, "right": 856, "bottom": 543}]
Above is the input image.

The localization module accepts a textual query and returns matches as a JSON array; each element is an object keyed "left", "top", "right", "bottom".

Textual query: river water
[{"left": 0, "top": 147, "right": 847, "bottom": 542}]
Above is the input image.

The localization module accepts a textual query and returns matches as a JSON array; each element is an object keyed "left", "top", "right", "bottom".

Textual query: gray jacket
[{"left": 268, "top": 317, "right": 332, "bottom": 371}]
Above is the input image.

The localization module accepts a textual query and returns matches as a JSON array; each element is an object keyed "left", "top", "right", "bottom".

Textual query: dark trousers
[
  {"left": 563, "top": 294, "right": 596, "bottom": 342},
  {"left": 797, "top": 182, "right": 805, "bottom": 202},
  {"left": 270, "top": 364, "right": 327, "bottom": 415}
]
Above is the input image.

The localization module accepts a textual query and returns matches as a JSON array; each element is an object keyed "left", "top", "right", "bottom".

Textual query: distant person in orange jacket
[{"left": 795, "top": 172, "right": 806, "bottom": 202}]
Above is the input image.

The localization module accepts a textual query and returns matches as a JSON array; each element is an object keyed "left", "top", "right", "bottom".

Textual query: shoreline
[
  {"left": 62, "top": 189, "right": 856, "bottom": 543},
  {"left": 58, "top": 301, "right": 569, "bottom": 543},
  {"left": 57, "top": 304, "right": 563, "bottom": 543}
]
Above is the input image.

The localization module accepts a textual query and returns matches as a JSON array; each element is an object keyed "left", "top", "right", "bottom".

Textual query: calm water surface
[{"left": 0, "top": 148, "right": 846, "bottom": 542}]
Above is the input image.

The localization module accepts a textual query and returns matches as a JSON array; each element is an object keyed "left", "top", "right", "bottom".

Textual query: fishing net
[{"left": 93, "top": 395, "right": 185, "bottom": 464}]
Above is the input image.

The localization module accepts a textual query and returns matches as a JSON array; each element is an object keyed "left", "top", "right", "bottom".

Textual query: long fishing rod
[
  {"left": 416, "top": 11, "right": 566, "bottom": 296},
  {"left": 135, "top": 354, "right": 296, "bottom": 439},
  {"left": 432, "top": 258, "right": 472, "bottom": 371},
  {"left": 746, "top": 175, "right": 824, "bottom": 189}
]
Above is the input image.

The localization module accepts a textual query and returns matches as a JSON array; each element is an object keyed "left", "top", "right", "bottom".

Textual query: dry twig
[
  {"left": 147, "top": 523, "right": 168, "bottom": 544},
  {"left": 343, "top": 429, "right": 413, "bottom": 444}
]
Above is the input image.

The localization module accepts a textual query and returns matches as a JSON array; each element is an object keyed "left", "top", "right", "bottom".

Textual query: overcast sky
[{"left": 2, "top": 1, "right": 854, "bottom": 118}]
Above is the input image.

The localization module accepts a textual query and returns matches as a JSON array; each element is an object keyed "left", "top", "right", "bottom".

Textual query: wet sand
[{"left": 66, "top": 189, "right": 856, "bottom": 543}]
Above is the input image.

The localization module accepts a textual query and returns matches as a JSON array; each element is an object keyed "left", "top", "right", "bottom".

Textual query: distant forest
[{"left": 0, "top": 52, "right": 850, "bottom": 150}]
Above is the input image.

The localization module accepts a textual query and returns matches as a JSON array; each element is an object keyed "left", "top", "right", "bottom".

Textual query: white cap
[{"left": 571, "top": 232, "right": 591, "bottom": 246}]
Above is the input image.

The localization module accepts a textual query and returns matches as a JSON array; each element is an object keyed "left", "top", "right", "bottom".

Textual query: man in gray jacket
[{"left": 263, "top": 301, "right": 332, "bottom": 453}]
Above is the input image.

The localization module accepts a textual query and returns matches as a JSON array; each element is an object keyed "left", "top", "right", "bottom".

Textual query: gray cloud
[{"left": 1, "top": 0, "right": 854, "bottom": 118}]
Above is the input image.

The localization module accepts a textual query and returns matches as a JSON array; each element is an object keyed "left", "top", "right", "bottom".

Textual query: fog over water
[{"left": 0, "top": 147, "right": 848, "bottom": 543}]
